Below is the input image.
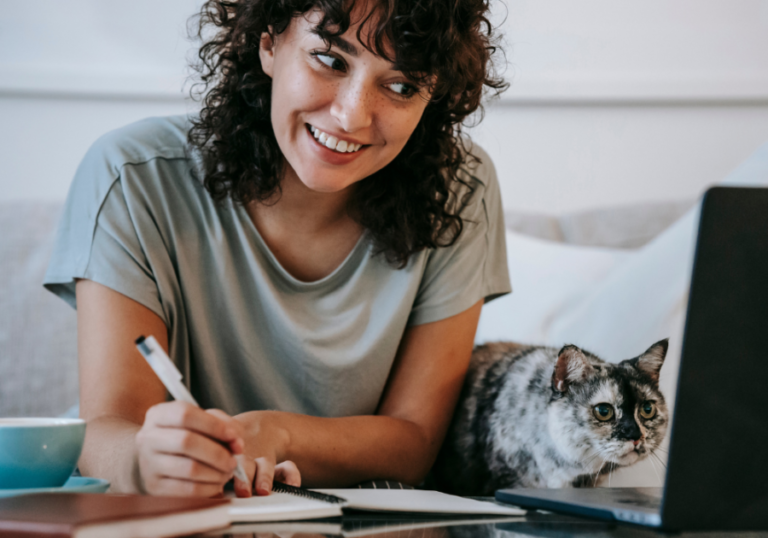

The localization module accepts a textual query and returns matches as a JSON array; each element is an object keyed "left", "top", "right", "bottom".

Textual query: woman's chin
[
  {"left": 298, "top": 177, "right": 356, "bottom": 194},
  {"left": 292, "top": 169, "right": 362, "bottom": 194}
]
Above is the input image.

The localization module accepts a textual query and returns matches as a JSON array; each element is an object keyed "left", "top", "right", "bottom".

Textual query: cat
[{"left": 430, "top": 340, "right": 669, "bottom": 496}]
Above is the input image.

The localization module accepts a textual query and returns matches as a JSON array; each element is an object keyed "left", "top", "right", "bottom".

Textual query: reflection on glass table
[{"left": 199, "top": 510, "right": 765, "bottom": 538}]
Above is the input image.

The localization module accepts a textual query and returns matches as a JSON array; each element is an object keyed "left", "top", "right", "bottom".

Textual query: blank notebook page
[{"left": 313, "top": 489, "right": 526, "bottom": 515}]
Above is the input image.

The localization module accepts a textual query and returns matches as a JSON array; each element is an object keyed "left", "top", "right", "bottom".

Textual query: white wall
[{"left": 1, "top": 0, "right": 767, "bottom": 214}]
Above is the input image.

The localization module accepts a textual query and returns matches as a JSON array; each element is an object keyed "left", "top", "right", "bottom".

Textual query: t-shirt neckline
[{"left": 236, "top": 204, "right": 371, "bottom": 291}]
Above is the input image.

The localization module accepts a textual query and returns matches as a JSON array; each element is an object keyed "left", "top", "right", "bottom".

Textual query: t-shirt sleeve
[
  {"left": 407, "top": 144, "right": 511, "bottom": 326},
  {"left": 43, "top": 132, "right": 167, "bottom": 324}
]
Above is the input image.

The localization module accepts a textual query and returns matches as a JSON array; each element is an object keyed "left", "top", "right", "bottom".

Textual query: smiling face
[{"left": 259, "top": 8, "right": 431, "bottom": 194}]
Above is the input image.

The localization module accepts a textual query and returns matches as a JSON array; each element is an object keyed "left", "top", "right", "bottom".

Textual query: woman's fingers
[
  {"left": 146, "top": 402, "right": 241, "bottom": 445},
  {"left": 232, "top": 455, "right": 254, "bottom": 498},
  {"left": 150, "top": 453, "right": 233, "bottom": 484},
  {"left": 136, "top": 401, "right": 248, "bottom": 497},
  {"left": 204, "top": 409, "right": 251, "bottom": 497},
  {"left": 250, "top": 458, "right": 300, "bottom": 495},
  {"left": 150, "top": 477, "right": 226, "bottom": 498},
  {"left": 233, "top": 472, "right": 253, "bottom": 498},
  {"left": 253, "top": 456, "right": 276, "bottom": 495},
  {"left": 274, "top": 460, "right": 301, "bottom": 487},
  {"left": 140, "top": 426, "right": 238, "bottom": 474},
  {"left": 206, "top": 408, "right": 246, "bottom": 454}
]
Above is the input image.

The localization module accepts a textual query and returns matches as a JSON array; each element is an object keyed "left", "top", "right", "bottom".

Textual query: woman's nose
[{"left": 330, "top": 79, "right": 374, "bottom": 133}]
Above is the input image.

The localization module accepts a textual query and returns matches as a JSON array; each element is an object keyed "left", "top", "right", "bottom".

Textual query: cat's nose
[{"left": 633, "top": 439, "right": 641, "bottom": 446}]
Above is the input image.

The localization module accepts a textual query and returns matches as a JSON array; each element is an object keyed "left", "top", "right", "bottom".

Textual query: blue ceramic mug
[{"left": 0, "top": 418, "right": 86, "bottom": 489}]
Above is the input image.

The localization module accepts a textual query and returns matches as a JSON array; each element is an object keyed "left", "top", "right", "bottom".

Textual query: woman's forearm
[
  {"left": 78, "top": 415, "right": 143, "bottom": 494},
  {"left": 238, "top": 411, "right": 437, "bottom": 487}
]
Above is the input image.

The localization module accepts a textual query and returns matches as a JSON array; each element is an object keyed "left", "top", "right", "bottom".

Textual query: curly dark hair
[{"left": 189, "top": 0, "right": 507, "bottom": 267}]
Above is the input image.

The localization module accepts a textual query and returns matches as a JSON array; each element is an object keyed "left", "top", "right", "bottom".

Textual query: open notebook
[{"left": 227, "top": 483, "right": 525, "bottom": 523}]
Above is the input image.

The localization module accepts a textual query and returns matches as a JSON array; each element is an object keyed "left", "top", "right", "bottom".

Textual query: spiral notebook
[{"left": 227, "top": 483, "right": 525, "bottom": 523}]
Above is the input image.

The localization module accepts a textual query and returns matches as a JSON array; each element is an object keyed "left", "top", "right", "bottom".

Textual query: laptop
[{"left": 495, "top": 186, "right": 768, "bottom": 531}]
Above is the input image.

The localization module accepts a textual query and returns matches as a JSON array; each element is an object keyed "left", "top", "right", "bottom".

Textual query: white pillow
[
  {"left": 474, "top": 140, "right": 768, "bottom": 487},
  {"left": 476, "top": 231, "right": 634, "bottom": 346},
  {"left": 475, "top": 217, "right": 691, "bottom": 487},
  {"left": 545, "top": 208, "right": 698, "bottom": 487}
]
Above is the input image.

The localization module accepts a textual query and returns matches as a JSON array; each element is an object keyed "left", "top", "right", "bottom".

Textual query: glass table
[{"left": 199, "top": 509, "right": 768, "bottom": 538}]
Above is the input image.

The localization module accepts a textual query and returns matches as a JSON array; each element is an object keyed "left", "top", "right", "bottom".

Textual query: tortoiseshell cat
[{"left": 431, "top": 340, "right": 669, "bottom": 495}]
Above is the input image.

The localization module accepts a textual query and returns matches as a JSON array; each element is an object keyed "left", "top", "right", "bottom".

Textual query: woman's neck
[
  {"left": 252, "top": 165, "right": 356, "bottom": 235},
  {"left": 244, "top": 165, "right": 364, "bottom": 282}
]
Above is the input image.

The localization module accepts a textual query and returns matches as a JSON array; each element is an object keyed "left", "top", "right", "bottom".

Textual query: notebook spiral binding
[{"left": 273, "top": 481, "right": 348, "bottom": 505}]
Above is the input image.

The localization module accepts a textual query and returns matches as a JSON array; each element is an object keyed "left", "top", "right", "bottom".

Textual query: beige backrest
[{"left": 0, "top": 201, "right": 78, "bottom": 418}]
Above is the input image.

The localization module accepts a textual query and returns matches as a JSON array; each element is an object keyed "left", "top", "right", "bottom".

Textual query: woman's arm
[
  {"left": 237, "top": 299, "right": 484, "bottom": 490},
  {"left": 79, "top": 276, "right": 482, "bottom": 493},
  {"left": 76, "top": 279, "right": 250, "bottom": 496}
]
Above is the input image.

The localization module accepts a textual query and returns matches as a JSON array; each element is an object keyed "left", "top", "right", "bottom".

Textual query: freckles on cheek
[{"left": 381, "top": 116, "right": 417, "bottom": 149}]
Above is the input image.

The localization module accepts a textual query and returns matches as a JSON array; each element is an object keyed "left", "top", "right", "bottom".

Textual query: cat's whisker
[
  {"left": 650, "top": 451, "right": 668, "bottom": 471},
  {"left": 608, "top": 463, "right": 614, "bottom": 488},
  {"left": 593, "top": 460, "right": 606, "bottom": 487},
  {"left": 647, "top": 451, "right": 663, "bottom": 484},
  {"left": 583, "top": 453, "right": 602, "bottom": 469}
]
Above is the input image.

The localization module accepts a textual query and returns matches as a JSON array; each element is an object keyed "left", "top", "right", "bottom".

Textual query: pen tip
[{"left": 135, "top": 336, "right": 146, "bottom": 345}]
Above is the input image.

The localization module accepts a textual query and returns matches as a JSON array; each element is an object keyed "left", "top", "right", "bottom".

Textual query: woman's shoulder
[
  {"left": 453, "top": 140, "right": 502, "bottom": 215},
  {"left": 68, "top": 115, "right": 202, "bottom": 210},
  {"left": 459, "top": 141, "right": 498, "bottom": 188},
  {"left": 84, "top": 115, "right": 194, "bottom": 172}
]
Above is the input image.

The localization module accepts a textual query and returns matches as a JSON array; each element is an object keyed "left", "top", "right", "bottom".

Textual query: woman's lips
[
  {"left": 305, "top": 124, "right": 368, "bottom": 165},
  {"left": 308, "top": 124, "right": 365, "bottom": 153}
]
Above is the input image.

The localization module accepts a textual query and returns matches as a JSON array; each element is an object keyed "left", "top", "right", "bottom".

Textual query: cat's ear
[
  {"left": 624, "top": 339, "right": 668, "bottom": 384},
  {"left": 552, "top": 345, "right": 594, "bottom": 395}
]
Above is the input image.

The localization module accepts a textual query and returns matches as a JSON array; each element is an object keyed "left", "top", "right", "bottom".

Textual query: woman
[{"left": 44, "top": 0, "right": 509, "bottom": 498}]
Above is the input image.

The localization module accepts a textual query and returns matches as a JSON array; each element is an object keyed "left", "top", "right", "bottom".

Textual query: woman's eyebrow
[{"left": 311, "top": 29, "right": 359, "bottom": 57}]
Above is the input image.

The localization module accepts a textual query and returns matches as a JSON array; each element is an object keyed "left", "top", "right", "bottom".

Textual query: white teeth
[{"left": 308, "top": 125, "right": 363, "bottom": 154}]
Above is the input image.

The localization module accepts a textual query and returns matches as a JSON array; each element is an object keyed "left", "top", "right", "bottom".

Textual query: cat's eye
[
  {"left": 593, "top": 403, "right": 614, "bottom": 422},
  {"left": 639, "top": 401, "right": 657, "bottom": 419}
]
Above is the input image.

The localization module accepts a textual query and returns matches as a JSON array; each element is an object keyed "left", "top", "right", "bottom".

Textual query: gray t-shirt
[{"left": 44, "top": 116, "right": 510, "bottom": 418}]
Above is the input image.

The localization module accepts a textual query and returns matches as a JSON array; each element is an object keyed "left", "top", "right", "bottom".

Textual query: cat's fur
[{"left": 431, "top": 340, "right": 669, "bottom": 496}]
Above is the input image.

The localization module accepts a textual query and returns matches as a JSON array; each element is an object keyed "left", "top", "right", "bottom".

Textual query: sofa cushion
[
  {"left": 0, "top": 201, "right": 78, "bottom": 418},
  {"left": 505, "top": 199, "right": 695, "bottom": 248}
]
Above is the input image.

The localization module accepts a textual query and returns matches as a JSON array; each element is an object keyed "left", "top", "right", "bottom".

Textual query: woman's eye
[
  {"left": 314, "top": 53, "right": 345, "bottom": 72},
  {"left": 593, "top": 403, "right": 615, "bottom": 422},
  {"left": 639, "top": 401, "right": 657, "bottom": 419},
  {"left": 387, "top": 81, "right": 417, "bottom": 98}
]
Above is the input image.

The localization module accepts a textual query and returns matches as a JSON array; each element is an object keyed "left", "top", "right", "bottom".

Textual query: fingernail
[{"left": 259, "top": 481, "right": 270, "bottom": 494}]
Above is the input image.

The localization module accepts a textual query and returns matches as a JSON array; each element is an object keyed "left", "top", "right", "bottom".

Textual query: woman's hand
[
  {"left": 134, "top": 401, "right": 247, "bottom": 497},
  {"left": 234, "top": 411, "right": 301, "bottom": 495}
]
